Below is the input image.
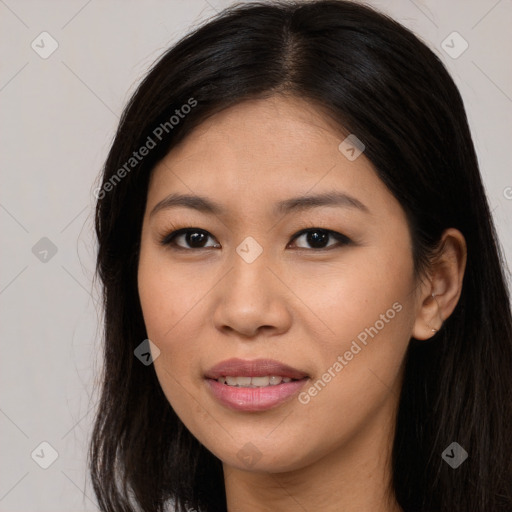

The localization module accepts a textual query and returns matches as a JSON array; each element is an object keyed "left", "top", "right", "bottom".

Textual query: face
[{"left": 137, "top": 95, "right": 422, "bottom": 474}]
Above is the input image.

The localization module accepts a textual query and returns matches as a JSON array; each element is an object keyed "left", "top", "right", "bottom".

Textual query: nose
[{"left": 211, "top": 250, "right": 293, "bottom": 339}]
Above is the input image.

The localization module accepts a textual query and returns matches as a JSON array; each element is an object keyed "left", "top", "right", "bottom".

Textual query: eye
[
  {"left": 159, "top": 227, "right": 351, "bottom": 251},
  {"left": 288, "top": 228, "right": 352, "bottom": 250},
  {"left": 159, "top": 228, "right": 220, "bottom": 250}
]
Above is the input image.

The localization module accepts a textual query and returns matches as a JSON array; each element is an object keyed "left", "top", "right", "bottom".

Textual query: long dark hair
[{"left": 89, "top": 1, "right": 512, "bottom": 511}]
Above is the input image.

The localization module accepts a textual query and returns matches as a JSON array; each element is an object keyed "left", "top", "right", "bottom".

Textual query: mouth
[
  {"left": 204, "top": 358, "right": 309, "bottom": 411},
  {"left": 215, "top": 375, "right": 297, "bottom": 387}
]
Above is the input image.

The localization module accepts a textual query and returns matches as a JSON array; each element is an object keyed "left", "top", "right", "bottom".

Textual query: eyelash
[{"left": 158, "top": 225, "right": 352, "bottom": 252}]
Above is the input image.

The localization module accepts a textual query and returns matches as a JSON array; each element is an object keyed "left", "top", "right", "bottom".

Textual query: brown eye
[
  {"left": 160, "top": 229, "right": 220, "bottom": 250},
  {"left": 160, "top": 227, "right": 351, "bottom": 251},
  {"left": 289, "top": 228, "right": 351, "bottom": 250}
]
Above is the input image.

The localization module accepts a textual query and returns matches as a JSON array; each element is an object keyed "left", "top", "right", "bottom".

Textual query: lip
[
  {"left": 204, "top": 358, "right": 309, "bottom": 412},
  {"left": 204, "top": 358, "right": 308, "bottom": 380}
]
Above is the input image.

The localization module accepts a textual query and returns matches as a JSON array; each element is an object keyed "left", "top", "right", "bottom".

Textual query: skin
[{"left": 137, "top": 95, "right": 466, "bottom": 512}]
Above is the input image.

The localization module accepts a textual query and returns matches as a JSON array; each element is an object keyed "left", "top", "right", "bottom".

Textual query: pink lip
[
  {"left": 204, "top": 358, "right": 308, "bottom": 380},
  {"left": 204, "top": 358, "right": 309, "bottom": 412}
]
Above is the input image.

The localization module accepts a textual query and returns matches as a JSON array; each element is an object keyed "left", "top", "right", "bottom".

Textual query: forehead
[
  {"left": 161, "top": 95, "right": 346, "bottom": 168},
  {"left": 146, "top": 95, "right": 400, "bottom": 221}
]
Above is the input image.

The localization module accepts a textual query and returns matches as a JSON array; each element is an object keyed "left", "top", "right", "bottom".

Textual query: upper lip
[{"left": 205, "top": 358, "right": 309, "bottom": 380}]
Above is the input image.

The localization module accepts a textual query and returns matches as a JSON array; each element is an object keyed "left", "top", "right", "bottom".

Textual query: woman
[{"left": 89, "top": 1, "right": 512, "bottom": 511}]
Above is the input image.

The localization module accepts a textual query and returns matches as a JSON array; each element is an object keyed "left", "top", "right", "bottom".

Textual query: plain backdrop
[{"left": 0, "top": 0, "right": 511, "bottom": 510}]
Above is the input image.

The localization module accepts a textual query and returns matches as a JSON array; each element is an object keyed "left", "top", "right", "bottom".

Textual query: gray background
[{"left": 1, "top": 0, "right": 511, "bottom": 510}]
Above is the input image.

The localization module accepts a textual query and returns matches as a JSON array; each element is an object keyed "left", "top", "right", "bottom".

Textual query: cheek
[
  {"left": 289, "top": 243, "right": 415, "bottom": 413},
  {"left": 288, "top": 300, "right": 413, "bottom": 467},
  {"left": 291, "top": 239, "right": 415, "bottom": 348},
  {"left": 138, "top": 264, "right": 206, "bottom": 428},
  {"left": 138, "top": 258, "right": 195, "bottom": 412},
  {"left": 137, "top": 246, "right": 205, "bottom": 342},
  {"left": 137, "top": 246, "right": 215, "bottom": 397}
]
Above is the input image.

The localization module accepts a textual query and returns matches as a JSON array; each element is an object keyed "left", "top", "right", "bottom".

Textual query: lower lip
[{"left": 206, "top": 378, "right": 308, "bottom": 412}]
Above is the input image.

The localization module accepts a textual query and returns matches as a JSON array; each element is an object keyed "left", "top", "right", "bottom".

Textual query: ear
[{"left": 412, "top": 228, "right": 467, "bottom": 340}]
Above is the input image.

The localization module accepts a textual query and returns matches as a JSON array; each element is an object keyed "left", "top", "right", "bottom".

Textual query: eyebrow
[{"left": 149, "top": 191, "right": 370, "bottom": 218}]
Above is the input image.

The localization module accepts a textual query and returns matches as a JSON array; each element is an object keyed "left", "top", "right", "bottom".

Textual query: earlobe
[
  {"left": 412, "top": 228, "right": 467, "bottom": 341},
  {"left": 426, "top": 293, "right": 441, "bottom": 334},
  {"left": 412, "top": 293, "right": 443, "bottom": 340}
]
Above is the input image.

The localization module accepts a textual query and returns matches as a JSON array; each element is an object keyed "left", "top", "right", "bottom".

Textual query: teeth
[
  {"left": 235, "top": 376, "right": 252, "bottom": 386},
  {"left": 217, "top": 375, "right": 295, "bottom": 387},
  {"left": 251, "top": 376, "right": 270, "bottom": 386}
]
